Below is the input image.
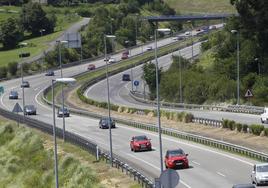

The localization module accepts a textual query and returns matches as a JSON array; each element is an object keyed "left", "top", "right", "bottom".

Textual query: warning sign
[{"left": 245, "top": 89, "right": 253, "bottom": 98}]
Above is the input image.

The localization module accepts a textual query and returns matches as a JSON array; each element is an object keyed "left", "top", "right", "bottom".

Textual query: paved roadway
[
  {"left": 0, "top": 26, "right": 265, "bottom": 187},
  {"left": 85, "top": 42, "right": 261, "bottom": 125}
]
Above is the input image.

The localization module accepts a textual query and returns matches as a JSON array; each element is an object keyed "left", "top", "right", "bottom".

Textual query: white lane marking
[
  {"left": 35, "top": 88, "right": 52, "bottom": 111},
  {"left": 117, "top": 125, "right": 254, "bottom": 166},
  {"left": 192, "top": 161, "right": 201, "bottom": 166},
  {"left": 34, "top": 87, "right": 40, "bottom": 91},
  {"left": 217, "top": 172, "right": 226, "bottom": 177},
  {"left": 0, "top": 92, "right": 9, "bottom": 110},
  {"left": 127, "top": 153, "right": 192, "bottom": 188}
]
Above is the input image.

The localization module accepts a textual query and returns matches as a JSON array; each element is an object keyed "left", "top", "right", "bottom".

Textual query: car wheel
[
  {"left": 261, "top": 119, "right": 264, "bottom": 123},
  {"left": 130, "top": 146, "right": 133, "bottom": 151},
  {"left": 133, "top": 148, "right": 137, "bottom": 152},
  {"left": 255, "top": 179, "right": 259, "bottom": 186},
  {"left": 165, "top": 164, "right": 168, "bottom": 169}
]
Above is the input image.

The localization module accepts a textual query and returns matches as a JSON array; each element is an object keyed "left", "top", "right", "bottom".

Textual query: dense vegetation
[
  {"left": 0, "top": 122, "right": 101, "bottom": 187},
  {"left": 148, "top": 0, "right": 268, "bottom": 106}
]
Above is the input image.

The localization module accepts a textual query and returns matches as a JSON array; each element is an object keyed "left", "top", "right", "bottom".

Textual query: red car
[
  {"left": 130, "top": 135, "right": 152, "bottom": 152},
  {"left": 165, "top": 149, "right": 189, "bottom": 169},
  {"left": 121, "top": 52, "right": 128, "bottom": 60}
]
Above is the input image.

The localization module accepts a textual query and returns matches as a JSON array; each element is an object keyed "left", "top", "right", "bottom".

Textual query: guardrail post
[{"left": 96, "top": 145, "right": 99, "bottom": 161}]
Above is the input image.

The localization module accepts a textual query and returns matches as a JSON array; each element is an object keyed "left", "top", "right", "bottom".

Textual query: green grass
[
  {"left": 0, "top": 118, "right": 141, "bottom": 188},
  {"left": 0, "top": 6, "right": 81, "bottom": 66},
  {"left": 164, "top": 0, "right": 236, "bottom": 14}
]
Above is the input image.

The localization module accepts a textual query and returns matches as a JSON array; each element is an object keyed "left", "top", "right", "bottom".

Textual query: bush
[
  {"left": 176, "top": 112, "right": 185, "bottom": 122},
  {"left": 184, "top": 113, "right": 194, "bottom": 123},
  {"left": 7, "top": 62, "right": 18, "bottom": 76},
  {"left": 0, "top": 66, "right": 8, "bottom": 79},
  {"left": 236, "top": 123, "right": 242, "bottom": 132},
  {"left": 227, "top": 120, "right": 236, "bottom": 131},
  {"left": 250, "top": 124, "right": 264, "bottom": 136},
  {"left": 222, "top": 119, "right": 229, "bottom": 129},
  {"left": 242, "top": 124, "right": 248, "bottom": 133},
  {"left": 264, "top": 128, "right": 268, "bottom": 136}
]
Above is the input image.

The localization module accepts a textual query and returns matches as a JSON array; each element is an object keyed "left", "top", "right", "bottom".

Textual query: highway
[{"left": 0, "top": 26, "right": 266, "bottom": 187}]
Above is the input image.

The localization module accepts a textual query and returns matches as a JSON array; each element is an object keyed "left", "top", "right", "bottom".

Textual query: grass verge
[{"left": 0, "top": 116, "right": 140, "bottom": 188}]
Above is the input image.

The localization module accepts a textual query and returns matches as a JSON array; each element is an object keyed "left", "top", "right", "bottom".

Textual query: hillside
[
  {"left": 0, "top": 118, "right": 140, "bottom": 187},
  {"left": 164, "top": 0, "right": 236, "bottom": 14}
]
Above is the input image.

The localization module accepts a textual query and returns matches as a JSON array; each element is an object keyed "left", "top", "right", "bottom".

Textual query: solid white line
[
  {"left": 117, "top": 124, "right": 254, "bottom": 166},
  {"left": 192, "top": 160, "right": 201, "bottom": 166},
  {"left": 127, "top": 153, "right": 192, "bottom": 188},
  {"left": 35, "top": 88, "right": 52, "bottom": 111},
  {"left": 217, "top": 172, "right": 226, "bottom": 177},
  {"left": 0, "top": 92, "right": 9, "bottom": 110}
]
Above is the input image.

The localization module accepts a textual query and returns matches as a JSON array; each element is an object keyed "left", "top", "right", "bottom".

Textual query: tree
[
  {"left": 0, "top": 17, "right": 23, "bottom": 49},
  {"left": 143, "top": 62, "right": 161, "bottom": 99},
  {"left": 20, "top": 2, "right": 56, "bottom": 36},
  {"left": 7, "top": 62, "right": 18, "bottom": 76},
  {"left": 0, "top": 66, "right": 8, "bottom": 79}
]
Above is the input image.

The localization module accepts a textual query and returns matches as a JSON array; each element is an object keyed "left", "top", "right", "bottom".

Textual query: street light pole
[
  {"left": 52, "top": 79, "right": 59, "bottom": 188},
  {"left": 178, "top": 50, "right": 183, "bottom": 103},
  {"left": 104, "top": 35, "right": 116, "bottom": 166},
  {"left": 231, "top": 30, "right": 240, "bottom": 105},
  {"left": 57, "top": 40, "right": 68, "bottom": 142},
  {"left": 255, "top": 58, "right": 260, "bottom": 75},
  {"left": 51, "top": 78, "right": 76, "bottom": 188}
]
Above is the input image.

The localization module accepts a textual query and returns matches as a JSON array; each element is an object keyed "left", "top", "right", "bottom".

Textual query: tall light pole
[
  {"left": 52, "top": 78, "right": 76, "bottom": 188},
  {"left": 104, "top": 34, "right": 116, "bottom": 166},
  {"left": 56, "top": 40, "right": 68, "bottom": 141},
  {"left": 187, "top": 21, "right": 194, "bottom": 62},
  {"left": 231, "top": 30, "right": 240, "bottom": 105},
  {"left": 178, "top": 50, "right": 183, "bottom": 103},
  {"left": 155, "top": 28, "right": 171, "bottom": 173},
  {"left": 125, "top": 40, "right": 134, "bottom": 92},
  {"left": 255, "top": 58, "right": 260, "bottom": 75},
  {"left": 19, "top": 42, "right": 28, "bottom": 119}
]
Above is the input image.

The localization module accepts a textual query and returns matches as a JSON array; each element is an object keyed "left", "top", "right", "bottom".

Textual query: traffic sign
[
  {"left": 12, "top": 103, "right": 23, "bottom": 113},
  {"left": 245, "top": 89, "right": 253, "bottom": 98},
  {"left": 134, "top": 80, "right": 139, "bottom": 86},
  {"left": 160, "top": 169, "right": 180, "bottom": 188}
]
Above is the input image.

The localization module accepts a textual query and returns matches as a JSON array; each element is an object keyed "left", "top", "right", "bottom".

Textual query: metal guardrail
[
  {"left": 130, "top": 91, "right": 264, "bottom": 115},
  {"left": 0, "top": 108, "right": 153, "bottom": 188},
  {"left": 41, "top": 93, "right": 268, "bottom": 163}
]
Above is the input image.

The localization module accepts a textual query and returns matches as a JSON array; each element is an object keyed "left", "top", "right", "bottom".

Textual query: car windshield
[
  {"left": 257, "top": 165, "right": 268, "bottom": 172},
  {"left": 168, "top": 149, "right": 185, "bottom": 157},
  {"left": 26, "top": 105, "right": 35, "bottom": 110},
  {"left": 134, "top": 136, "right": 148, "bottom": 141},
  {"left": 10, "top": 91, "right": 18, "bottom": 95},
  {"left": 59, "top": 108, "right": 68, "bottom": 112},
  {"left": 102, "top": 118, "right": 113, "bottom": 123}
]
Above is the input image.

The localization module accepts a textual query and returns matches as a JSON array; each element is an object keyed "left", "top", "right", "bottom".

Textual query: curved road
[{"left": 0, "top": 27, "right": 264, "bottom": 187}]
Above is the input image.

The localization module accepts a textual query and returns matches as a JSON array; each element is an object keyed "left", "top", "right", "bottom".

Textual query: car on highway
[
  {"left": 130, "top": 135, "right": 152, "bottom": 152},
  {"left": 24, "top": 105, "right": 36, "bottom": 115},
  {"left": 123, "top": 50, "right": 129, "bottom": 55},
  {"left": 99, "top": 117, "right": 116, "bottom": 129},
  {"left": 251, "top": 163, "right": 268, "bottom": 186},
  {"left": 164, "top": 148, "right": 189, "bottom": 169},
  {"left": 87, "top": 64, "right": 96, "bottom": 70},
  {"left": 57, "top": 107, "right": 70, "bottom": 117},
  {"left": 260, "top": 107, "right": 268, "bottom": 123},
  {"left": 185, "top": 31, "right": 191, "bottom": 36},
  {"left": 122, "top": 74, "right": 131, "bottom": 81},
  {"left": 172, "top": 36, "right": 184, "bottom": 41},
  {"left": 232, "top": 184, "right": 255, "bottom": 188},
  {"left": 145, "top": 46, "right": 153, "bottom": 51},
  {"left": 21, "top": 81, "right": 30, "bottom": 88},
  {"left": 108, "top": 58, "right": 116, "bottom": 64},
  {"left": 45, "top": 70, "right": 55, "bottom": 76},
  {"left": 121, "top": 53, "right": 128, "bottom": 60},
  {"left": 9, "top": 91, "right": 18, "bottom": 99}
]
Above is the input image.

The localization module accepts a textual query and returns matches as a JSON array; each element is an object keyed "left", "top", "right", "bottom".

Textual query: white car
[
  {"left": 108, "top": 58, "right": 116, "bottom": 64},
  {"left": 146, "top": 46, "right": 152, "bottom": 51},
  {"left": 260, "top": 107, "right": 268, "bottom": 123},
  {"left": 251, "top": 163, "right": 268, "bottom": 186}
]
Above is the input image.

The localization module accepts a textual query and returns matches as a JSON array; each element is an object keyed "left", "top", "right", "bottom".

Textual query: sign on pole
[
  {"left": 245, "top": 89, "right": 253, "bottom": 98},
  {"left": 64, "top": 33, "right": 81, "bottom": 48},
  {"left": 159, "top": 169, "right": 180, "bottom": 188},
  {"left": 134, "top": 80, "right": 139, "bottom": 86},
  {"left": 12, "top": 103, "right": 23, "bottom": 126}
]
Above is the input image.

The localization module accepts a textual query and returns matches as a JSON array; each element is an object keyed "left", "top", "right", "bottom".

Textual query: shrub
[
  {"left": 264, "top": 128, "right": 268, "bottom": 137},
  {"left": 7, "top": 62, "right": 18, "bottom": 76},
  {"left": 184, "top": 113, "right": 194, "bottom": 123},
  {"left": 242, "top": 124, "right": 248, "bottom": 133},
  {"left": 222, "top": 119, "right": 229, "bottom": 129},
  {"left": 250, "top": 124, "right": 264, "bottom": 136},
  {"left": 236, "top": 123, "right": 242, "bottom": 132},
  {"left": 227, "top": 120, "right": 236, "bottom": 131},
  {"left": 176, "top": 112, "right": 185, "bottom": 122}
]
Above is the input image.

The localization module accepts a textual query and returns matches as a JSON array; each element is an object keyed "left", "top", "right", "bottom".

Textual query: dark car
[
  {"left": 87, "top": 64, "right": 96, "bottom": 70},
  {"left": 21, "top": 81, "right": 30, "bottom": 88},
  {"left": 232, "top": 184, "right": 255, "bottom": 188},
  {"left": 165, "top": 148, "right": 189, "bottom": 169},
  {"left": 130, "top": 135, "right": 152, "bottom": 152},
  {"left": 45, "top": 70, "right": 55, "bottom": 76},
  {"left": 99, "top": 117, "right": 116, "bottom": 129},
  {"left": 57, "top": 107, "right": 70, "bottom": 117},
  {"left": 121, "top": 53, "right": 128, "bottom": 60},
  {"left": 24, "top": 105, "right": 36, "bottom": 115},
  {"left": 9, "top": 91, "right": 18, "bottom": 99},
  {"left": 122, "top": 74, "right": 131, "bottom": 81}
]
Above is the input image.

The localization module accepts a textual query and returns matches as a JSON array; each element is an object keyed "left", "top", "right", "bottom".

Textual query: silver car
[{"left": 251, "top": 163, "right": 268, "bottom": 186}]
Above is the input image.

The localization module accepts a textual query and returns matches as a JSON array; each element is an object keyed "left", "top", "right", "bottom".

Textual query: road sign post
[
  {"left": 134, "top": 80, "right": 139, "bottom": 92},
  {"left": 159, "top": 169, "right": 180, "bottom": 188},
  {"left": 12, "top": 103, "right": 23, "bottom": 126},
  {"left": 245, "top": 89, "right": 253, "bottom": 105}
]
